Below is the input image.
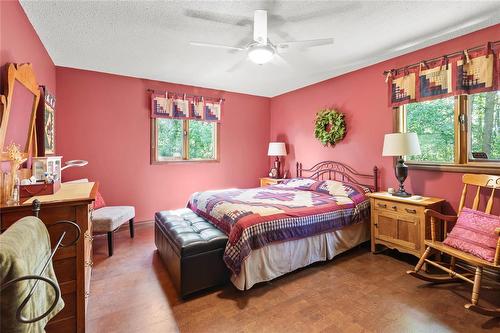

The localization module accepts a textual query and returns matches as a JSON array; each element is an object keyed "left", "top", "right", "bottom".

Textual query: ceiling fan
[{"left": 189, "top": 10, "right": 334, "bottom": 66}]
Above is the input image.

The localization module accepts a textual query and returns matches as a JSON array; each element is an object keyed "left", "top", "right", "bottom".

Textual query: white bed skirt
[{"left": 231, "top": 220, "right": 370, "bottom": 290}]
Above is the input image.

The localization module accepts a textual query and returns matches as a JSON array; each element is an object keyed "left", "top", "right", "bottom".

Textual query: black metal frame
[
  {"left": 296, "top": 161, "right": 378, "bottom": 192},
  {"left": 0, "top": 199, "right": 81, "bottom": 324}
]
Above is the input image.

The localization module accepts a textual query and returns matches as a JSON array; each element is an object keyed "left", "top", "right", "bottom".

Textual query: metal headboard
[
  {"left": 0, "top": 200, "right": 81, "bottom": 324},
  {"left": 296, "top": 161, "right": 378, "bottom": 192}
]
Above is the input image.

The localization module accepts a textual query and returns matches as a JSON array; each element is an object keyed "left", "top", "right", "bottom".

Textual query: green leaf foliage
[
  {"left": 157, "top": 118, "right": 183, "bottom": 158},
  {"left": 406, "top": 97, "right": 455, "bottom": 162},
  {"left": 469, "top": 91, "right": 499, "bottom": 160},
  {"left": 314, "top": 108, "right": 346, "bottom": 146},
  {"left": 188, "top": 120, "right": 215, "bottom": 159},
  {"left": 406, "top": 91, "right": 499, "bottom": 162},
  {"left": 157, "top": 118, "right": 216, "bottom": 160}
]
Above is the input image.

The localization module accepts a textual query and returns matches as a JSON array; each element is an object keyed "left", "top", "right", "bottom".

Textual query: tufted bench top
[{"left": 155, "top": 208, "right": 228, "bottom": 257}]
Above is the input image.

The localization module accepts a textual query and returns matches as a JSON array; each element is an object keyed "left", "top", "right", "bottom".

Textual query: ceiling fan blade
[
  {"left": 253, "top": 10, "right": 268, "bottom": 44},
  {"left": 271, "top": 54, "right": 290, "bottom": 68},
  {"left": 189, "top": 42, "right": 245, "bottom": 51},
  {"left": 287, "top": 3, "right": 362, "bottom": 22},
  {"left": 277, "top": 38, "right": 334, "bottom": 50},
  {"left": 184, "top": 9, "right": 252, "bottom": 26},
  {"left": 226, "top": 57, "right": 248, "bottom": 73}
]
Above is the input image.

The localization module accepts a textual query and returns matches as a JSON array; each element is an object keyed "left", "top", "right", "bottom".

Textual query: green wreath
[{"left": 314, "top": 108, "right": 346, "bottom": 146}]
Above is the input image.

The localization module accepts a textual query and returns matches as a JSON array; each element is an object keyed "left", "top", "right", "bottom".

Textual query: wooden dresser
[
  {"left": 367, "top": 192, "right": 445, "bottom": 259},
  {"left": 0, "top": 182, "right": 97, "bottom": 333}
]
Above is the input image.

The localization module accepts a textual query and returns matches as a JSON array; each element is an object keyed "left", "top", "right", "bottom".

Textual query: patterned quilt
[{"left": 187, "top": 178, "right": 371, "bottom": 275}]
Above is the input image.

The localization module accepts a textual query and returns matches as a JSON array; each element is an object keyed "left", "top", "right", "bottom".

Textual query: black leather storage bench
[{"left": 154, "top": 208, "right": 229, "bottom": 297}]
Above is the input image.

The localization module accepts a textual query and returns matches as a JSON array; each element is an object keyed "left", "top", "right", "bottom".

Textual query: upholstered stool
[
  {"left": 92, "top": 206, "right": 135, "bottom": 256},
  {"left": 154, "top": 208, "right": 229, "bottom": 297}
]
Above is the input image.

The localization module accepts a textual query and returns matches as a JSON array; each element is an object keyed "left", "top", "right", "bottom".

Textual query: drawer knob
[
  {"left": 377, "top": 203, "right": 387, "bottom": 208},
  {"left": 405, "top": 208, "right": 417, "bottom": 214},
  {"left": 391, "top": 206, "right": 397, "bottom": 210}
]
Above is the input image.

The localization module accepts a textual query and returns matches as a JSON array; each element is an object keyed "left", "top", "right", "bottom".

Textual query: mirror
[
  {"left": 4, "top": 81, "right": 36, "bottom": 153},
  {"left": 0, "top": 63, "right": 41, "bottom": 160}
]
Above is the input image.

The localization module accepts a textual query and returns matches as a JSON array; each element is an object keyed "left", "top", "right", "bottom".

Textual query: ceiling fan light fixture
[{"left": 248, "top": 44, "right": 275, "bottom": 64}]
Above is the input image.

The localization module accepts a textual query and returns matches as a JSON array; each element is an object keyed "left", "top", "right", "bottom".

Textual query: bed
[{"left": 188, "top": 161, "right": 378, "bottom": 290}]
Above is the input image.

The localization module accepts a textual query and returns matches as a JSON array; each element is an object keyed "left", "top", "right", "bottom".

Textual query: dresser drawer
[{"left": 373, "top": 199, "right": 423, "bottom": 217}]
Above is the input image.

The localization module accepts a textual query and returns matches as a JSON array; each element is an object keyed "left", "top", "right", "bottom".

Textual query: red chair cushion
[
  {"left": 93, "top": 191, "right": 106, "bottom": 210},
  {"left": 443, "top": 207, "right": 500, "bottom": 262}
]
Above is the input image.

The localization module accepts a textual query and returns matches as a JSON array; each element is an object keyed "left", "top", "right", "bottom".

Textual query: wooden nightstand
[
  {"left": 260, "top": 177, "right": 285, "bottom": 187},
  {"left": 367, "top": 192, "right": 445, "bottom": 259}
]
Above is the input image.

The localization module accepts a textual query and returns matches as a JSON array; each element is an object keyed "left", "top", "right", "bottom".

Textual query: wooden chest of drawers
[
  {"left": 367, "top": 192, "right": 444, "bottom": 258},
  {"left": 0, "top": 182, "right": 97, "bottom": 333}
]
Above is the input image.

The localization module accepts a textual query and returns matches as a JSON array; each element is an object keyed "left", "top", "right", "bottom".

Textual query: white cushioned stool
[{"left": 92, "top": 206, "right": 135, "bottom": 256}]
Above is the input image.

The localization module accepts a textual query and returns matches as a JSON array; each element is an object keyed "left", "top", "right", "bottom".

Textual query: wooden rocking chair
[{"left": 407, "top": 174, "right": 500, "bottom": 317}]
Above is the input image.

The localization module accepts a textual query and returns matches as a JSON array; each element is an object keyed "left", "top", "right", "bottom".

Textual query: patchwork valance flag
[
  {"left": 387, "top": 42, "right": 498, "bottom": 107},
  {"left": 387, "top": 69, "right": 417, "bottom": 107},
  {"left": 456, "top": 49, "right": 495, "bottom": 95},
  {"left": 172, "top": 96, "right": 189, "bottom": 118},
  {"left": 190, "top": 97, "right": 204, "bottom": 119},
  {"left": 204, "top": 101, "right": 222, "bottom": 122},
  {"left": 151, "top": 93, "right": 172, "bottom": 117},
  {"left": 151, "top": 92, "right": 222, "bottom": 122},
  {"left": 419, "top": 59, "right": 453, "bottom": 101}
]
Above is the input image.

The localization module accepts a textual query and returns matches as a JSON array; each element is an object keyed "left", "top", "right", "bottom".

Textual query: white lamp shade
[
  {"left": 268, "top": 142, "right": 287, "bottom": 156},
  {"left": 382, "top": 133, "right": 421, "bottom": 157}
]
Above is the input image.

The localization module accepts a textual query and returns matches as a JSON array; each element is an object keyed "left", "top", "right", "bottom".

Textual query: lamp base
[
  {"left": 392, "top": 190, "right": 412, "bottom": 198},
  {"left": 392, "top": 157, "right": 411, "bottom": 197},
  {"left": 269, "top": 157, "right": 281, "bottom": 179}
]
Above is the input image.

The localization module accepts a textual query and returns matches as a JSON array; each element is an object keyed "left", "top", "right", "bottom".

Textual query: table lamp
[
  {"left": 382, "top": 133, "right": 421, "bottom": 197},
  {"left": 267, "top": 142, "right": 287, "bottom": 179}
]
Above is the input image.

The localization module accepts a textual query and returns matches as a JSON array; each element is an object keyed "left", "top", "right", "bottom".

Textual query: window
[
  {"left": 152, "top": 118, "right": 218, "bottom": 162},
  {"left": 469, "top": 91, "right": 500, "bottom": 161},
  {"left": 398, "top": 91, "right": 499, "bottom": 173},
  {"left": 405, "top": 97, "right": 455, "bottom": 163}
]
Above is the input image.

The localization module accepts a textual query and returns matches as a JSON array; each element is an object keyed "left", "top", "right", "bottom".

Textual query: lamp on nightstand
[
  {"left": 267, "top": 142, "right": 287, "bottom": 179},
  {"left": 382, "top": 133, "right": 421, "bottom": 197}
]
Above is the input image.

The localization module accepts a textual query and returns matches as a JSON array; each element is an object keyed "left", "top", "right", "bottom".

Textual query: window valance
[
  {"left": 386, "top": 42, "right": 499, "bottom": 107},
  {"left": 150, "top": 90, "right": 223, "bottom": 122}
]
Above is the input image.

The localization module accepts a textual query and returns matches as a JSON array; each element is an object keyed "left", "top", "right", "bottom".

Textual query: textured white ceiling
[{"left": 20, "top": 1, "right": 500, "bottom": 97}]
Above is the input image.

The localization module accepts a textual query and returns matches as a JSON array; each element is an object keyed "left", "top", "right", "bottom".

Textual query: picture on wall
[
  {"left": 36, "top": 86, "right": 56, "bottom": 156},
  {"left": 44, "top": 92, "right": 56, "bottom": 154}
]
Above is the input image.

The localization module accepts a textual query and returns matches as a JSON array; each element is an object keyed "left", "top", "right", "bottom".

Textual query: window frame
[
  {"left": 396, "top": 94, "right": 500, "bottom": 175},
  {"left": 150, "top": 118, "right": 219, "bottom": 164}
]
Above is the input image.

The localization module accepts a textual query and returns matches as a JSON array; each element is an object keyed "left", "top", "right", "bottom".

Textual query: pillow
[
  {"left": 278, "top": 178, "right": 317, "bottom": 190},
  {"left": 93, "top": 191, "right": 106, "bottom": 210},
  {"left": 311, "top": 180, "right": 370, "bottom": 205},
  {"left": 443, "top": 208, "right": 500, "bottom": 262}
]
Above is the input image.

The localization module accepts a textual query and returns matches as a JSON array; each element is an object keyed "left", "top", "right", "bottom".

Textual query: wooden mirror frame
[{"left": 0, "top": 63, "right": 41, "bottom": 160}]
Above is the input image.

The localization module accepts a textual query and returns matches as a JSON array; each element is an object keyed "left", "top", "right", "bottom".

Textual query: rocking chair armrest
[{"left": 424, "top": 209, "right": 458, "bottom": 223}]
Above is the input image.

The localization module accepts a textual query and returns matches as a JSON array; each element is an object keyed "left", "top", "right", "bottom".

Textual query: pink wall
[
  {"left": 4, "top": 0, "right": 497, "bottom": 220},
  {"left": 0, "top": 0, "right": 55, "bottom": 173},
  {"left": 56, "top": 68, "right": 270, "bottom": 221},
  {"left": 270, "top": 24, "right": 500, "bottom": 214},
  {"left": 0, "top": 1, "right": 56, "bottom": 95}
]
